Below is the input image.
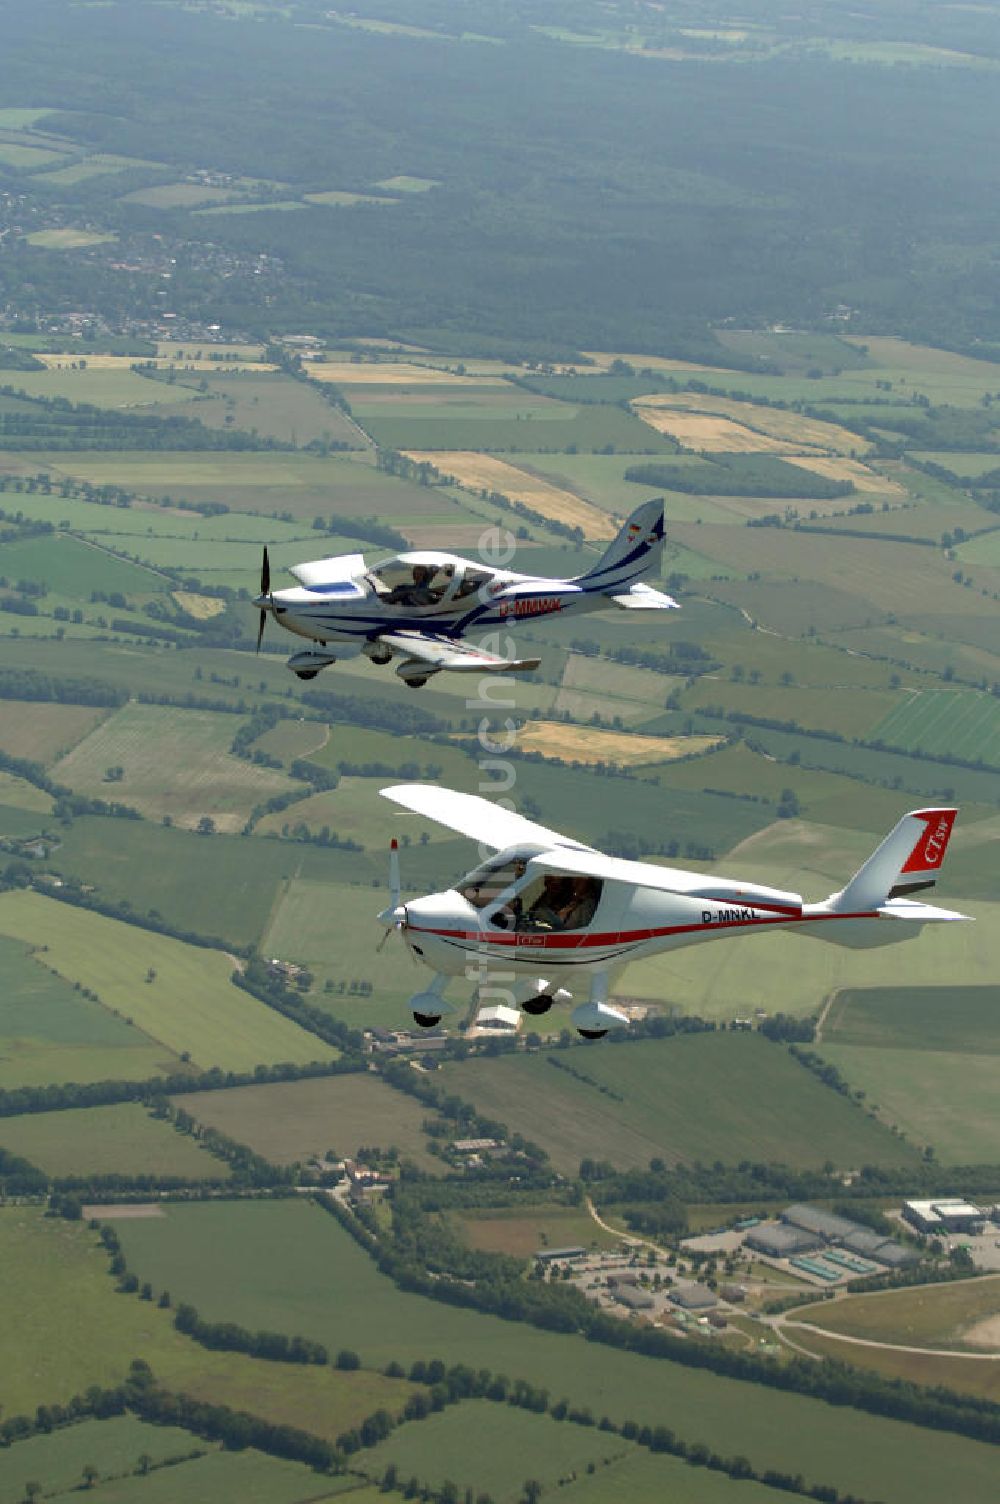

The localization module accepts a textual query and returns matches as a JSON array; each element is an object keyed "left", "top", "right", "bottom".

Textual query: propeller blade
[
  {"left": 256, "top": 609, "right": 267, "bottom": 654},
  {"left": 389, "top": 837, "right": 401, "bottom": 910},
  {"left": 261, "top": 545, "right": 271, "bottom": 598}
]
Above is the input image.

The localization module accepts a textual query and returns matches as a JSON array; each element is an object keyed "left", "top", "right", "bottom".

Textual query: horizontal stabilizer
[{"left": 609, "top": 582, "right": 679, "bottom": 611}]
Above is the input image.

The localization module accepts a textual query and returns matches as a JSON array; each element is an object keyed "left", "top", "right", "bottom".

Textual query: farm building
[
  {"left": 745, "top": 1223, "right": 820, "bottom": 1258},
  {"left": 669, "top": 1282, "right": 716, "bottom": 1310},
  {"left": 721, "top": 1283, "right": 748, "bottom": 1303},
  {"left": 535, "top": 1246, "right": 585, "bottom": 1263},
  {"left": 902, "top": 1199, "right": 986, "bottom": 1235}
]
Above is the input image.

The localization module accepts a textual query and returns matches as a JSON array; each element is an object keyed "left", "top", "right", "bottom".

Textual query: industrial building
[
  {"left": 782, "top": 1205, "right": 860, "bottom": 1242},
  {"left": 614, "top": 1288, "right": 655, "bottom": 1311},
  {"left": 475, "top": 1004, "right": 521, "bottom": 1031},
  {"left": 535, "top": 1245, "right": 585, "bottom": 1263},
  {"left": 669, "top": 1282, "right": 716, "bottom": 1310},
  {"left": 902, "top": 1199, "right": 986, "bottom": 1235},
  {"left": 745, "top": 1223, "right": 821, "bottom": 1258}
]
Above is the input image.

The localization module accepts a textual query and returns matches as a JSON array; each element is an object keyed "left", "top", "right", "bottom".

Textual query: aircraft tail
[
  {"left": 826, "top": 808, "right": 961, "bottom": 914},
  {"left": 574, "top": 499, "right": 665, "bottom": 593}
]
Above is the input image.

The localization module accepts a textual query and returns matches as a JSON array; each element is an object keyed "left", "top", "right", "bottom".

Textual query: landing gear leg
[
  {"left": 571, "top": 972, "right": 629, "bottom": 1039},
  {"left": 409, "top": 973, "right": 452, "bottom": 1030}
]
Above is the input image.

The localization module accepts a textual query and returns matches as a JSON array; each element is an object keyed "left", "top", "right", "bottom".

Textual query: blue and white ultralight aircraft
[{"left": 253, "top": 499, "right": 675, "bottom": 685}]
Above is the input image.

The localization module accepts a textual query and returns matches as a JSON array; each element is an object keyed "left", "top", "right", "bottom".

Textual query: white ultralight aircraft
[
  {"left": 253, "top": 499, "right": 675, "bottom": 685},
  {"left": 377, "top": 787, "right": 968, "bottom": 1037}
]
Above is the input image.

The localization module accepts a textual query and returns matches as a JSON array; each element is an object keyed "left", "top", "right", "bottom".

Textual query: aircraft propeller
[
  {"left": 256, "top": 546, "right": 271, "bottom": 653},
  {"left": 376, "top": 839, "right": 416, "bottom": 960}
]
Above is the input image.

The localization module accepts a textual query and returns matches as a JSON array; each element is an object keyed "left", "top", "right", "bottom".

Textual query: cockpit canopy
[
  {"left": 458, "top": 851, "right": 603, "bottom": 934},
  {"left": 366, "top": 553, "right": 495, "bottom": 610}
]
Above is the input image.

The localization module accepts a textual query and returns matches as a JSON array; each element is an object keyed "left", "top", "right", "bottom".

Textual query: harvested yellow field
[
  {"left": 172, "top": 591, "right": 226, "bottom": 619},
  {"left": 308, "top": 361, "right": 500, "bottom": 386},
  {"left": 516, "top": 721, "right": 722, "bottom": 767},
  {"left": 782, "top": 455, "right": 906, "bottom": 495},
  {"left": 632, "top": 408, "right": 794, "bottom": 453},
  {"left": 404, "top": 451, "right": 617, "bottom": 539},
  {"left": 635, "top": 393, "right": 869, "bottom": 455}
]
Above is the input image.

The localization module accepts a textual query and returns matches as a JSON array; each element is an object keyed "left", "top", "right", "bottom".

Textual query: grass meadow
[
  {"left": 0, "top": 933, "right": 176, "bottom": 1089},
  {"left": 441, "top": 1035, "right": 917, "bottom": 1174},
  {"left": 0, "top": 890, "right": 332, "bottom": 1073},
  {"left": 0, "top": 1102, "right": 226, "bottom": 1180},
  {"left": 816, "top": 1044, "right": 1000, "bottom": 1164},
  {"left": 0, "top": 1207, "right": 413, "bottom": 1441},
  {"left": 0, "top": 701, "right": 110, "bottom": 764},
  {"left": 781, "top": 1324, "right": 1000, "bottom": 1406},
  {"left": 799, "top": 1275, "right": 1000, "bottom": 1352},
  {"left": 12, "top": 450, "right": 469, "bottom": 524},
  {"left": 61, "top": 1448, "right": 346, "bottom": 1504},
  {"left": 171, "top": 1074, "right": 441, "bottom": 1172},
  {"left": 0, "top": 533, "right": 168, "bottom": 597},
  {"left": 453, "top": 1205, "right": 621, "bottom": 1257},
  {"left": 110, "top": 1198, "right": 1000, "bottom": 1504},
  {"left": 822, "top": 986, "right": 1000, "bottom": 1053},
  {"left": 0, "top": 1416, "right": 217, "bottom": 1503},
  {"left": 52, "top": 702, "right": 297, "bottom": 830}
]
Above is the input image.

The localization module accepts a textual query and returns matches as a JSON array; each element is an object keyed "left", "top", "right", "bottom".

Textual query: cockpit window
[
  {"left": 459, "top": 855, "right": 530, "bottom": 909},
  {"left": 453, "top": 567, "right": 494, "bottom": 602},
  {"left": 515, "top": 875, "right": 602, "bottom": 932},
  {"left": 367, "top": 559, "right": 455, "bottom": 608}
]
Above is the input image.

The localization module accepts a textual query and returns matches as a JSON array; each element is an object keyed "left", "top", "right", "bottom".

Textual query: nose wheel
[{"left": 413, "top": 1012, "right": 442, "bottom": 1029}]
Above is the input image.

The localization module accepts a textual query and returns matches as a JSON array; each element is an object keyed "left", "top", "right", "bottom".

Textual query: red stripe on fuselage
[{"left": 409, "top": 911, "right": 877, "bottom": 950}]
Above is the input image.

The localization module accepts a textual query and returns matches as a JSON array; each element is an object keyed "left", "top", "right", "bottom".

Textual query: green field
[
  {"left": 361, "top": 1401, "right": 637, "bottom": 1502},
  {"left": 0, "top": 933, "right": 176, "bottom": 1089},
  {"left": 357, "top": 401, "right": 676, "bottom": 454},
  {"left": 172, "top": 1073, "right": 441, "bottom": 1172},
  {"left": 0, "top": 1102, "right": 226, "bottom": 1179},
  {"left": 869, "top": 689, "right": 1000, "bottom": 762},
  {"left": 61, "top": 1447, "right": 346, "bottom": 1504},
  {"left": 110, "top": 1198, "right": 1000, "bottom": 1504},
  {"left": 0, "top": 769, "right": 52, "bottom": 813},
  {"left": 50, "top": 816, "right": 383, "bottom": 951},
  {"left": 360, "top": 1401, "right": 813, "bottom": 1504},
  {"left": 6, "top": 450, "right": 471, "bottom": 524},
  {"left": 0, "top": 1206, "right": 412, "bottom": 1436},
  {"left": 52, "top": 702, "right": 297, "bottom": 830},
  {"left": 823, "top": 986, "right": 1000, "bottom": 1053},
  {"left": 0, "top": 890, "right": 332, "bottom": 1073},
  {"left": 0, "top": 533, "right": 169, "bottom": 598},
  {"left": 0, "top": 700, "right": 109, "bottom": 764},
  {"left": 5, "top": 371, "right": 198, "bottom": 409},
  {"left": 0, "top": 1416, "right": 216, "bottom": 1503},
  {"left": 817, "top": 1044, "right": 1000, "bottom": 1164},
  {"left": 800, "top": 1275, "right": 1000, "bottom": 1352},
  {"left": 154, "top": 371, "right": 363, "bottom": 447},
  {"left": 0, "top": 141, "right": 67, "bottom": 168},
  {"left": 439, "top": 1035, "right": 918, "bottom": 1174}
]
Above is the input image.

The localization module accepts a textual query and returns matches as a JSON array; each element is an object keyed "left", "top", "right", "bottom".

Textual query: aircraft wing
[
  {"left": 288, "top": 553, "right": 366, "bottom": 588},
  {"left": 381, "top": 784, "right": 594, "bottom": 854},
  {"left": 378, "top": 631, "right": 541, "bottom": 675},
  {"left": 608, "top": 582, "right": 679, "bottom": 610}
]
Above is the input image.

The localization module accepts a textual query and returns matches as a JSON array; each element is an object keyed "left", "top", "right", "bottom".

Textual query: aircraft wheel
[
  {"left": 370, "top": 650, "right": 392, "bottom": 666},
  {"left": 295, "top": 669, "right": 319, "bottom": 680},
  {"left": 577, "top": 1028, "right": 607, "bottom": 1040},
  {"left": 522, "top": 994, "right": 553, "bottom": 1017},
  {"left": 413, "top": 1012, "right": 441, "bottom": 1029},
  {"left": 405, "top": 678, "right": 428, "bottom": 690}
]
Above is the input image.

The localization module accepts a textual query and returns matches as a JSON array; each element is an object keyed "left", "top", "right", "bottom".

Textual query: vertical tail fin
[
  {"left": 827, "top": 808, "right": 958, "bottom": 913},
  {"left": 574, "top": 499, "right": 665, "bottom": 591}
]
